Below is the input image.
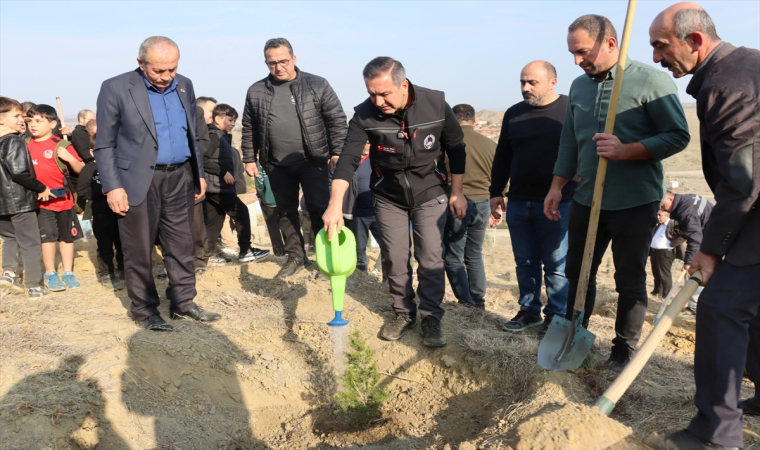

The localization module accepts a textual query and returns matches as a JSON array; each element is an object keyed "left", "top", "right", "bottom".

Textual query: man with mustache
[
  {"left": 544, "top": 14, "right": 689, "bottom": 372},
  {"left": 490, "top": 61, "right": 575, "bottom": 337},
  {"left": 644, "top": 3, "right": 760, "bottom": 450}
]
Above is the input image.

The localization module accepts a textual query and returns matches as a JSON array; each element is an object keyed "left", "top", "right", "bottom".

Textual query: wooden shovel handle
[
  {"left": 55, "top": 97, "right": 66, "bottom": 129},
  {"left": 597, "top": 270, "right": 702, "bottom": 415},
  {"left": 573, "top": 0, "right": 637, "bottom": 313}
]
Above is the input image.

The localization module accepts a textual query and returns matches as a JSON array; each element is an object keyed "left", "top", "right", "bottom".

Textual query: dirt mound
[{"left": 514, "top": 402, "right": 632, "bottom": 450}]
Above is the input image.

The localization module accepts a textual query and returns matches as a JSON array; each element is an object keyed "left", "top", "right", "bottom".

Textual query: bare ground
[{"left": 1, "top": 112, "right": 758, "bottom": 449}]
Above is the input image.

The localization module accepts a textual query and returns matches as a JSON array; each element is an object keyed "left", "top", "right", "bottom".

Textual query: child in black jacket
[{"left": 77, "top": 134, "right": 124, "bottom": 290}]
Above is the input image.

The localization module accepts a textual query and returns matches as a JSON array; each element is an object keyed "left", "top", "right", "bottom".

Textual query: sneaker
[
  {"left": 275, "top": 256, "right": 306, "bottom": 279},
  {"left": 379, "top": 314, "right": 416, "bottom": 341},
  {"left": 27, "top": 286, "right": 49, "bottom": 298},
  {"left": 537, "top": 319, "right": 552, "bottom": 340},
  {"left": 62, "top": 271, "right": 81, "bottom": 289},
  {"left": 604, "top": 353, "right": 630, "bottom": 374},
  {"left": 208, "top": 254, "right": 231, "bottom": 266},
  {"left": 503, "top": 311, "right": 544, "bottom": 332},
  {"left": 219, "top": 247, "right": 239, "bottom": 259},
  {"left": 420, "top": 316, "right": 446, "bottom": 347},
  {"left": 0, "top": 272, "right": 25, "bottom": 295},
  {"left": 43, "top": 272, "right": 66, "bottom": 292},
  {"left": 239, "top": 247, "right": 270, "bottom": 263}
]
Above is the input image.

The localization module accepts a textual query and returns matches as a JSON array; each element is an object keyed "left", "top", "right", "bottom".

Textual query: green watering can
[{"left": 314, "top": 226, "right": 357, "bottom": 327}]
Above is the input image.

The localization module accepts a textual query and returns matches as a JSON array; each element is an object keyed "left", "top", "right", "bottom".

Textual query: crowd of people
[{"left": 0, "top": 1, "right": 757, "bottom": 449}]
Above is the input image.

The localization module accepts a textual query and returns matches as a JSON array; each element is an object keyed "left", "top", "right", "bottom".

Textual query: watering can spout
[{"left": 315, "top": 225, "right": 357, "bottom": 327}]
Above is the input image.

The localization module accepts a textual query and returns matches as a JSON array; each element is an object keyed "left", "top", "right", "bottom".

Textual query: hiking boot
[
  {"left": 27, "top": 286, "right": 49, "bottom": 298},
  {"left": 379, "top": 314, "right": 416, "bottom": 341},
  {"left": 275, "top": 256, "right": 306, "bottom": 279},
  {"left": 62, "top": 271, "right": 81, "bottom": 289},
  {"left": 741, "top": 397, "right": 760, "bottom": 416},
  {"left": 43, "top": 271, "right": 66, "bottom": 292},
  {"left": 0, "top": 272, "right": 25, "bottom": 295},
  {"left": 503, "top": 311, "right": 543, "bottom": 332},
  {"left": 420, "top": 317, "right": 446, "bottom": 347},
  {"left": 239, "top": 247, "right": 270, "bottom": 263},
  {"left": 604, "top": 353, "right": 630, "bottom": 374},
  {"left": 644, "top": 429, "right": 739, "bottom": 450},
  {"left": 537, "top": 316, "right": 553, "bottom": 340}
]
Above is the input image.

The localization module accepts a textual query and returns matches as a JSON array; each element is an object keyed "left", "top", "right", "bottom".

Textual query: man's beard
[{"left": 523, "top": 93, "right": 542, "bottom": 107}]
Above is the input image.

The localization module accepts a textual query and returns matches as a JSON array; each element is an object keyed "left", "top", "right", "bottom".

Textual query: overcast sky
[{"left": 1, "top": 1, "right": 758, "bottom": 118}]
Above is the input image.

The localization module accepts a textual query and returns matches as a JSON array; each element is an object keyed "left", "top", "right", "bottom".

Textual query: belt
[{"left": 154, "top": 163, "right": 183, "bottom": 172}]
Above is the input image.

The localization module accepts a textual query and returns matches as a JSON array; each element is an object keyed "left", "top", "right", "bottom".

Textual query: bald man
[
  {"left": 645, "top": 4, "right": 760, "bottom": 450},
  {"left": 489, "top": 61, "right": 574, "bottom": 337},
  {"left": 71, "top": 109, "right": 95, "bottom": 163}
]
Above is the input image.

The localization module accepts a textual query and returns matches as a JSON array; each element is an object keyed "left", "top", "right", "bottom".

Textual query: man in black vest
[{"left": 324, "top": 57, "right": 467, "bottom": 347}]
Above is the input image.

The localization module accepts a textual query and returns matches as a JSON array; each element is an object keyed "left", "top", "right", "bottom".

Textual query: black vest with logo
[{"left": 353, "top": 84, "right": 449, "bottom": 209}]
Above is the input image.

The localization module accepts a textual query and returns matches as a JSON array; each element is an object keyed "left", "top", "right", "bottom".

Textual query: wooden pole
[{"left": 55, "top": 97, "right": 69, "bottom": 138}]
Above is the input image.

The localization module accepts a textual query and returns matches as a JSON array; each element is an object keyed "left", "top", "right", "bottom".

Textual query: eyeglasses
[{"left": 266, "top": 59, "right": 291, "bottom": 68}]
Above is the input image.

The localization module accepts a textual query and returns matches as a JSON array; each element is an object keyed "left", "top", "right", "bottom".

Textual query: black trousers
[
  {"left": 92, "top": 209, "right": 123, "bottom": 278},
  {"left": 564, "top": 201, "right": 659, "bottom": 357},
  {"left": 193, "top": 201, "right": 208, "bottom": 268},
  {"left": 118, "top": 163, "right": 197, "bottom": 321},
  {"left": 649, "top": 248, "right": 675, "bottom": 297},
  {"left": 687, "top": 261, "right": 760, "bottom": 447},
  {"left": 267, "top": 159, "right": 329, "bottom": 259},
  {"left": 260, "top": 203, "right": 285, "bottom": 256},
  {"left": 300, "top": 212, "right": 316, "bottom": 248},
  {"left": 204, "top": 193, "right": 251, "bottom": 254}
]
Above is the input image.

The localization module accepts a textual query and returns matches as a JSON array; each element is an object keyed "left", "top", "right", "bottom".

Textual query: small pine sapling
[{"left": 334, "top": 330, "right": 389, "bottom": 426}]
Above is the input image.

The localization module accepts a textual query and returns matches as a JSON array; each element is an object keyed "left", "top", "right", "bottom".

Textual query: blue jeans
[
  {"left": 506, "top": 200, "right": 570, "bottom": 318},
  {"left": 444, "top": 199, "right": 490, "bottom": 307}
]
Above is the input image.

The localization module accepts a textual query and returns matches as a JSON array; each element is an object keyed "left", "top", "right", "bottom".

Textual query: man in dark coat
[{"left": 645, "top": 3, "right": 760, "bottom": 450}]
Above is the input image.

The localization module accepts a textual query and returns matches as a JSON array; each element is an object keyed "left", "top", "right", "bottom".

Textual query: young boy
[
  {"left": 25, "top": 104, "right": 85, "bottom": 291},
  {"left": 203, "top": 104, "right": 269, "bottom": 263},
  {"left": 0, "top": 97, "right": 51, "bottom": 298},
  {"left": 78, "top": 134, "right": 124, "bottom": 290}
]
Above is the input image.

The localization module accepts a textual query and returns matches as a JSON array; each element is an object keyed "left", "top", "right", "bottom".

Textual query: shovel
[
  {"left": 315, "top": 226, "right": 357, "bottom": 327},
  {"left": 538, "top": 0, "right": 638, "bottom": 371},
  {"left": 653, "top": 269, "right": 688, "bottom": 325},
  {"left": 596, "top": 271, "right": 702, "bottom": 415}
]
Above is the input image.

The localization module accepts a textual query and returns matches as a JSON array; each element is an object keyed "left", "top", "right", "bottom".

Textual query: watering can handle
[{"left": 330, "top": 224, "right": 340, "bottom": 266}]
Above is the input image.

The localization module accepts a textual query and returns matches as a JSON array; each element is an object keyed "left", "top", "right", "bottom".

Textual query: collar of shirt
[
  {"left": 140, "top": 70, "right": 178, "bottom": 94},
  {"left": 686, "top": 41, "right": 726, "bottom": 98}
]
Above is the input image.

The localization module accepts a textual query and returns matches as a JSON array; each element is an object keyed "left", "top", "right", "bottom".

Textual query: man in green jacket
[{"left": 544, "top": 14, "right": 690, "bottom": 372}]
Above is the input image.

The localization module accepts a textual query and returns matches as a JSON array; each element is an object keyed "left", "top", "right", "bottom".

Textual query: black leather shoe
[
  {"left": 644, "top": 429, "right": 739, "bottom": 450},
  {"left": 741, "top": 396, "right": 760, "bottom": 416},
  {"left": 171, "top": 307, "right": 221, "bottom": 322},
  {"left": 143, "top": 314, "right": 173, "bottom": 331}
]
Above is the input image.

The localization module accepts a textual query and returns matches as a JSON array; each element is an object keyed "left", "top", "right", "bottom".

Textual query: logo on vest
[
  {"left": 377, "top": 144, "right": 397, "bottom": 154},
  {"left": 44, "top": 150, "right": 54, "bottom": 159},
  {"left": 424, "top": 134, "right": 435, "bottom": 149}
]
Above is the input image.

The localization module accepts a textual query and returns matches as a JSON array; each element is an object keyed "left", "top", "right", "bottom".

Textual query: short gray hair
[
  {"left": 569, "top": 14, "right": 617, "bottom": 43},
  {"left": 264, "top": 38, "right": 293, "bottom": 56},
  {"left": 363, "top": 57, "right": 406, "bottom": 86},
  {"left": 673, "top": 8, "right": 719, "bottom": 41},
  {"left": 138, "top": 36, "right": 179, "bottom": 62}
]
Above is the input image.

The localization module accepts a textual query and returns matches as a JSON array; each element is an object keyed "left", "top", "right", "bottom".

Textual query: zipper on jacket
[
  {"left": 291, "top": 82, "right": 316, "bottom": 158},
  {"left": 401, "top": 112, "right": 415, "bottom": 208}
]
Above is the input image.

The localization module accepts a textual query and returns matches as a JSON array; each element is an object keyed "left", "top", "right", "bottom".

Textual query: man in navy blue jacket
[{"left": 95, "top": 36, "right": 220, "bottom": 331}]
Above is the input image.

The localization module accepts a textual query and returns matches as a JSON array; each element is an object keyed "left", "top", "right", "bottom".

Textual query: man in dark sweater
[
  {"left": 490, "top": 61, "right": 574, "bottom": 338},
  {"left": 70, "top": 109, "right": 95, "bottom": 163},
  {"left": 444, "top": 104, "right": 496, "bottom": 309}
]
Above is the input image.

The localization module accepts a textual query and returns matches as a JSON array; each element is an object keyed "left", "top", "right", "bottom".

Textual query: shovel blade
[{"left": 538, "top": 315, "right": 596, "bottom": 370}]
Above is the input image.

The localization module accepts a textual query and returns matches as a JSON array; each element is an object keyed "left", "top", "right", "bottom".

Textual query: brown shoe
[{"left": 379, "top": 314, "right": 416, "bottom": 341}]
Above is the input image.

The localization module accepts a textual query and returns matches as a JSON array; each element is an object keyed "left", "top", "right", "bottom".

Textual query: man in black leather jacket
[{"left": 241, "top": 37, "right": 347, "bottom": 278}]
